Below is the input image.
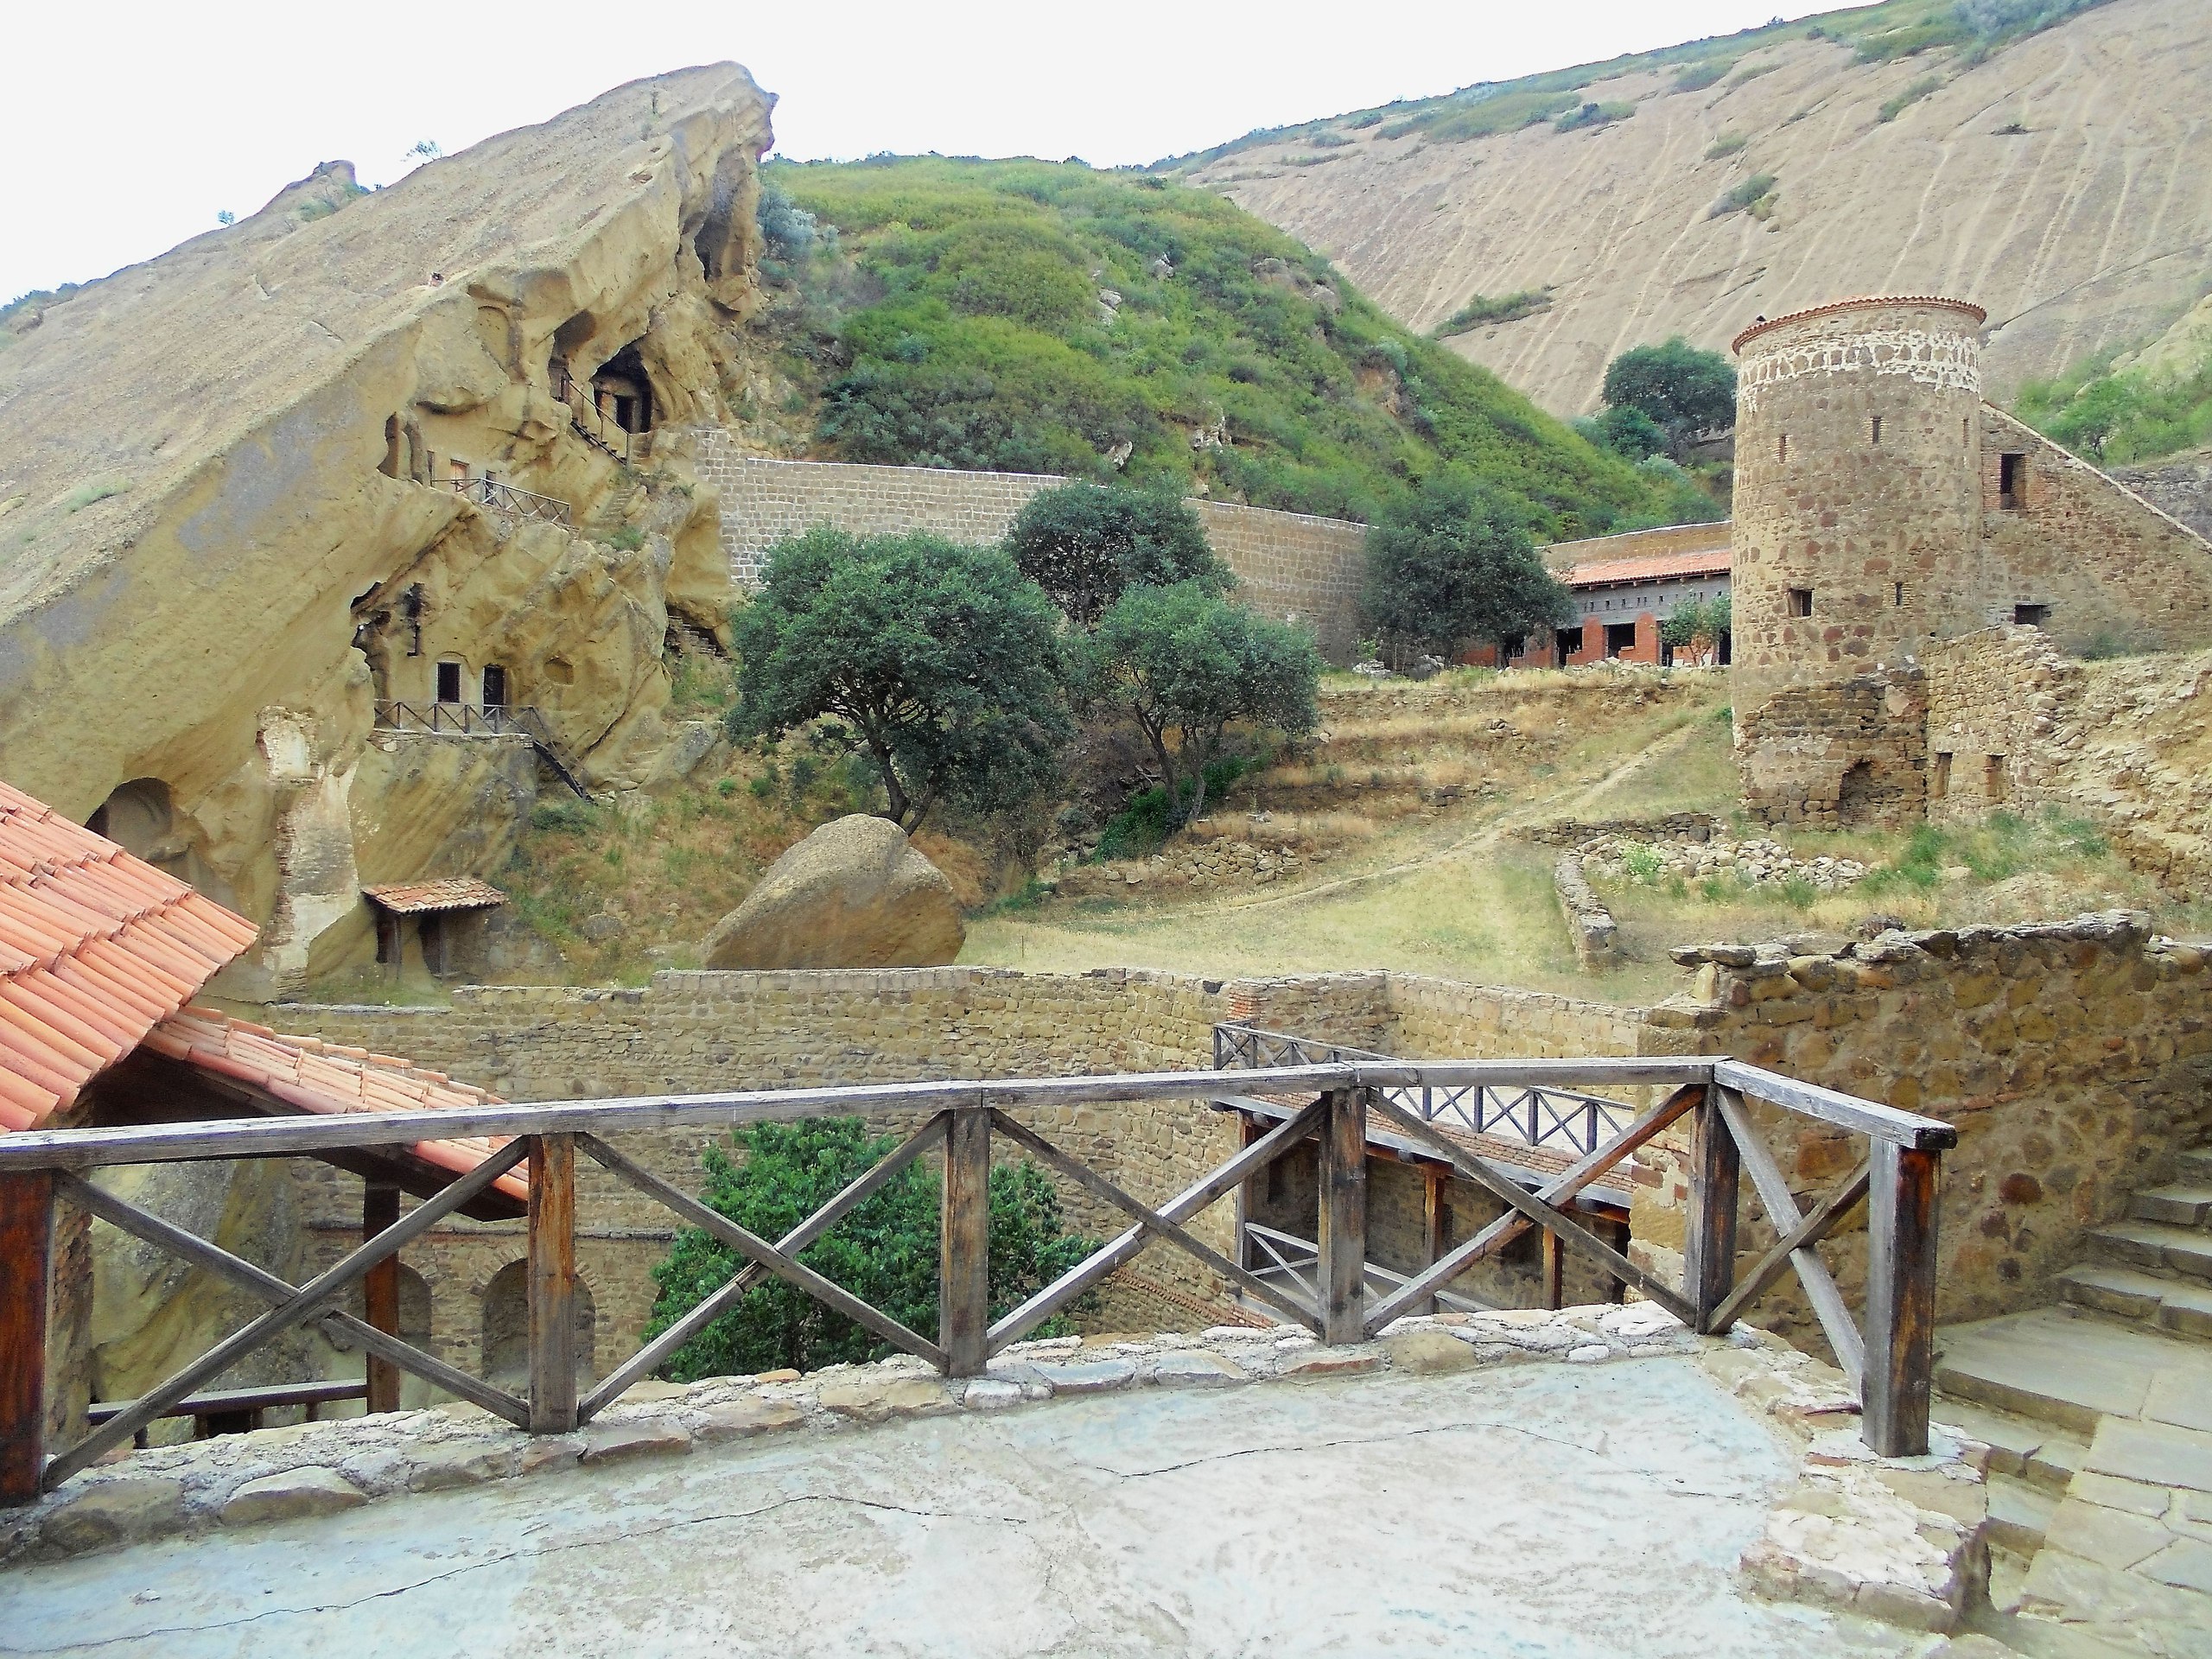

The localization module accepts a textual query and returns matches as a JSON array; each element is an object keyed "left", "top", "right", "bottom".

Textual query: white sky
[{"left": 2, "top": 0, "right": 1832, "bottom": 303}]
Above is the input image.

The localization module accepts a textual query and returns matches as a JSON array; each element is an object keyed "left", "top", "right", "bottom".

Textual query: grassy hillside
[
  {"left": 1159, "top": 0, "right": 2114, "bottom": 165},
  {"left": 747, "top": 156, "right": 1712, "bottom": 536},
  {"left": 2015, "top": 290, "right": 2212, "bottom": 464}
]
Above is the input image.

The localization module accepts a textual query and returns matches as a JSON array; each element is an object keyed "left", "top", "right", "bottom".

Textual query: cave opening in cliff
[{"left": 593, "top": 342, "right": 653, "bottom": 435}]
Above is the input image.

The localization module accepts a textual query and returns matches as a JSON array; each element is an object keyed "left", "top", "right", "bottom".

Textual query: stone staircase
[
  {"left": 1929, "top": 1145, "right": 2212, "bottom": 1656},
  {"left": 588, "top": 478, "right": 643, "bottom": 540}
]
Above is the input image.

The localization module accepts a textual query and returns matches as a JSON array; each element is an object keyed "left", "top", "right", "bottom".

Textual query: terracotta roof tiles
[
  {"left": 363, "top": 878, "right": 507, "bottom": 915},
  {"left": 1567, "top": 547, "right": 1734, "bottom": 588}
]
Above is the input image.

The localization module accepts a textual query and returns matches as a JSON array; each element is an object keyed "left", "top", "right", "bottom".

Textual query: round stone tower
[{"left": 1729, "top": 296, "right": 1986, "bottom": 826}]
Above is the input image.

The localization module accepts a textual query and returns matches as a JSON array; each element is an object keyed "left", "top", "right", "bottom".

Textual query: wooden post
[
  {"left": 1233, "top": 1115, "right": 1262, "bottom": 1274},
  {"left": 1317, "top": 1088, "right": 1368, "bottom": 1346},
  {"left": 1606, "top": 1217, "right": 1632, "bottom": 1305},
  {"left": 1684, "top": 1080, "right": 1741, "bottom": 1332},
  {"left": 940, "top": 1107, "right": 991, "bottom": 1377},
  {"left": 1541, "top": 1228, "right": 1565, "bottom": 1311},
  {"left": 1864, "top": 1141, "right": 1941, "bottom": 1457},
  {"left": 362, "top": 1181, "right": 402, "bottom": 1414},
  {"left": 0, "top": 1171, "right": 53, "bottom": 1505},
  {"left": 526, "top": 1135, "right": 578, "bottom": 1433},
  {"left": 1420, "top": 1164, "right": 1448, "bottom": 1315}
]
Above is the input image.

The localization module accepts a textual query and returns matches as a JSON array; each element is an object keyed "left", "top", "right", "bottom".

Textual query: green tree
[
  {"left": 1003, "top": 481, "right": 1228, "bottom": 628},
  {"left": 1572, "top": 404, "right": 1668, "bottom": 461},
  {"left": 1661, "top": 593, "right": 1732, "bottom": 658},
  {"left": 728, "top": 527, "right": 1073, "bottom": 830},
  {"left": 645, "top": 1118, "right": 1100, "bottom": 1379},
  {"left": 1360, "top": 476, "right": 1574, "bottom": 662},
  {"left": 1601, "top": 338, "right": 1738, "bottom": 456},
  {"left": 1077, "top": 582, "right": 1321, "bottom": 823}
]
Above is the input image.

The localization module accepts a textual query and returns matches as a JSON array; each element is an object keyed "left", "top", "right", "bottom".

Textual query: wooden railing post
[
  {"left": 527, "top": 1135, "right": 578, "bottom": 1433},
  {"left": 940, "top": 1107, "right": 991, "bottom": 1377},
  {"left": 0, "top": 1170, "right": 53, "bottom": 1505},
  {"left": 1684, "top": 1078, "right": 1740, "bottom": 1333},
  {"left": 1864, "top": 1141, "right": 1941, "bottom": 1457},
  {"left": 1317, "top": 1087, "right": 1369, "bottom": 1345},
  {"left": 362, "top": 1180, "right": 401, "bottom": 1414}
]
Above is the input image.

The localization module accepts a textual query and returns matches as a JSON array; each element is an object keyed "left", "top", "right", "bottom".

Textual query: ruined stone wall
[
  {"left": 1977, "top": 408, "right": 2212, "bottom": 658},
  {"left": 1736, "top": 668, "right": 1929, "bottom": 830},
  {"left": 1922, "top": 626, "right": 2085, "bottom": 826},
  {"left": 693, "top": 442, "right": 1370, "bottom": 660},
  {"left": 1636, "top": 915, "right": 2212, "bottom": 1354}
]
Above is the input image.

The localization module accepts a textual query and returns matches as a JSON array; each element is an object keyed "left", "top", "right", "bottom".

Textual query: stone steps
[
  {"left": 2056, "top": 1263, "right": 2212, "bottom": 1339},
  {"left": 1934, "top": 1306, "right": 2200, "bottom": 1434},
  {"left": 2082, "top": 1219, "right": 2212, "bottom": 1283}
]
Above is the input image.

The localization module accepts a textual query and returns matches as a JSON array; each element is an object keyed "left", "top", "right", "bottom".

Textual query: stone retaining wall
[{"left": 690, "top": 441, "right": 1370, "bottom": 659}]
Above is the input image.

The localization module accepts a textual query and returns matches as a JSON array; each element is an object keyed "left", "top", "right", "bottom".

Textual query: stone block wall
[
  {"left": 1736, "top": 667, "right": 1929, "bottom": 829},
  {"left": 1922, "top": 626, "right": 2085, "bottom": 825},
  {"left": 691, "top": 439, "right": 1370, "bottom": 660},
  {"left": 1977, "top": 407, "right": 2212, "bottom": 658}
]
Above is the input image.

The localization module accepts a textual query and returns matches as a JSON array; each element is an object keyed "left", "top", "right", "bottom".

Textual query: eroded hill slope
[{"left": 1184, "top": 0, "right": 2212, "bottom": 414}]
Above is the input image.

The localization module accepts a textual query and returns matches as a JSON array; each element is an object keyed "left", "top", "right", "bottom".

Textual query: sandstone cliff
[
  {"left": 0, "top": 66, "right": 773, "bottom": 994},
  {"left": 1185, "top": 0, "right": 2211, "bottom": 414}
]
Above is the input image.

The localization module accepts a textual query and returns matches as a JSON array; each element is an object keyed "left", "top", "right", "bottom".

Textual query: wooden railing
[
  {"left": 1214, "top": 1023, "right": 1637, "bottom": 1157},
  {"left": 373, "top": 701, "right": 594, "bottom": 802},
  {"left": 448, "top": 475, "right": 573, "bottom": 526},
  {"left": 0, "top": 1054, "right": 1956, "bottom": 1505}
]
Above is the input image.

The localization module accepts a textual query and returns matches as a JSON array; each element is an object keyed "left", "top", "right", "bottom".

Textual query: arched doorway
[{"left": 480, "top": 1261, "right": 595, "bottom": 1392}]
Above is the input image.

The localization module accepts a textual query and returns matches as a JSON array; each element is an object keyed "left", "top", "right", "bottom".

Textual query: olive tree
[
  {"left": 1361, "top": 476, "right": 1573, "bottom": 664},
  {"left": 1003, "top": 481, "right": 1228, "bottom": 628}
]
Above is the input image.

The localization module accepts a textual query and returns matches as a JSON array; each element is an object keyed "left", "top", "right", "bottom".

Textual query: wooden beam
[
  {"left": 988, "top": 1094, "right": 1332, "bottom": 1353},
  {"left": 940, "top": 1108, "right": 991, "bottom": 1378},
  {"left": 575, "top": 1135, "right": 945, "bottom": 1370},
  {"left": 1363, "top": 1092, "right": 1695, "bottom": 1325},
  {"left": 1714, "top": 1089, "right": 1866, "bottom": 1382},
  {"left": 1420, "top": 1164, "right": 1447, "bottom": 1317},
  {"left": 1708, "top": 1160, "right": 1870, "bottom": 1335},
  {"left": 0, "top": 1171, "right": 53, "bottom": 1507},
  {"left": 527, "top": 1135, "right": 579, "bottom": 1433},
  {"left": 1317, "top": 1089, "right": 1368, "bottom": 1346},
  {"left": 362, "top": 1181, "right": 401, "bottom": 1415},
  {"left": 89, "top": 1379, "right": 366, "bottom": 1426},
  {"left": 1364, "top": 1084, "right": 1700, "bottom": 1332},
  {"left": 988, "top": 1112, "right": 1319, "bottom": 1333},
  {"left": 1541, "top": 1230, "right": 1564, "bottom": 1312},
  {"left": 1234, "top": 1114, "right": 1262, "bottom": 1277},
  {"left": 1716, "top": 1061, "right": 1956, "bottom": 1151},
  {"left": 41, "top": 1137, "right": 529, "bottom": 1488},
  {"left": 578, "top": 1113, "right": 950, "bottom": 1421},
  {"left": 55, "top": 1173, "right": 525, "bottom": 1427},
  {"left": 1684, "top": 1081, "right": 1741, "bottom": 1334},
  {"left": 1864, "top": 1141, "right": 1941, "bottom": 1457}
]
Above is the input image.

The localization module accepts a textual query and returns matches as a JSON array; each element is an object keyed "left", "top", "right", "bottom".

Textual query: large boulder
[{"left": 702, "top": 815, "right": 964, "bottom": 969}]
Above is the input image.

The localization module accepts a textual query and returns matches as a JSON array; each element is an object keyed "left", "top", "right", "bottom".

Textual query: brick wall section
[
  {"left": 1922, "top": 626, "right": 2085, "bottom": 825},
  {"left": 1978, "top": 408, "right": 2212, "bottom": 658},
  {"left": 691, "top": 437, "right": 1371, "bottom": 660}
]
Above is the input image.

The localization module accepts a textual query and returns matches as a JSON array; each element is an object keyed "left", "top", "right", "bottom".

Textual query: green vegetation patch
[
  {"left": 1710, "top": 173, "right": 1780, "bottom": 219},
  {"left": 1434, "top": 288, "right": 1555, "bottom": 338},
  {"left": 768, "top": 156, "right": 1696, "bottom": 537},
  {"left": 1554, "top": 101, "right": 1637, "bottom": 134},
  {"left": 1878, "top": 74, "right": 1945, "bottom": 121},
  {"left": 1705, "top": 134, "right": 1750, "bottom": 160},
  {"left": 2015, "top": 338, "right": 2212, "bottom": 465}
]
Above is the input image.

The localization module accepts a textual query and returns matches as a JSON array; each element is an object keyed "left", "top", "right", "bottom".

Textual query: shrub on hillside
[
  {"left": 728, "top": 526, "right": 1072, "bottom": 830},
  {"left": 1004, "top": 482, "right": 1227, "bottom": 628},
  {"left": 1434, "top": 288, "right": 1554, "bottom": 339},
  {"left": 1075, "top": 583, "right": 1320, "bottom": 827},
  {"left": 1601, "top": 338, "right": 1738, "bottom": 456},
  {"left": 645, "top": 1118, "right": 1098, "bottom": 1378},
  {"left": 1573, "top": 405, "right": 1668, "bottom": 462},
  {"left": 1361, "top": 475, "right": 1574, "bottom": 664}
]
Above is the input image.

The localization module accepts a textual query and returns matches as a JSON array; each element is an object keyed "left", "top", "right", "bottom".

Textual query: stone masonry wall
[
  {"left": 1736, "top": 668, "right": 1929, "bottom": 830},
  {"left": 1922, "top": 626, "right": 2086, "bottom": 826},
  {"left": 1637, "top": 915, "right": 2212, "bottom": 1356},
  {"left": 691, "top": 439, "right": 1370, "bottom": 660},
  {"left": 1978, "top": 407, "right": 2212, "bottom": 659}
]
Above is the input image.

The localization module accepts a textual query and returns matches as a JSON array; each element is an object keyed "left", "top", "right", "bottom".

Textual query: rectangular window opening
[
  {"left": 1871, "top": 415, "right": 1883, "bottom": 445},
  {"left": 1605, "top": 621, "right": 1637, "bottom": 658},
  {"left": 1777, "top": 434, "right": 1789, "bottom": 464},
  {"left": 1999, "top": 453, "right": 2028, "bottom": 510},
  {"left": 1894, "top": 582, "right": 1904, "bottom": 607},
  {"left": 435, "top": 660, "right": 463, "bottom": 704},
  {"left": 1984, "top": 755, "right": 2008, "bottom": 801},
  {"left": 1932, "top": 753, "right": 1953, "bottom": 800},
  {"left": 1555, "top": 626, "right": 1585, "bottom": 665},
  {"left": 481, "top": 664, "right": 508, "bottom": 707},
  {"left": 1787, "top": 588, "right": 1814, "bottom": 618},
  {"left": 2013, "top": 603, "right": 2050, "bottom": 627}
]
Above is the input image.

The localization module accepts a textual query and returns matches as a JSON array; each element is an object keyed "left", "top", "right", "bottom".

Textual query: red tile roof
[
  {"left": 363, "top": 878, "right": 507, "bottom": 914},
  {"left": 0, "top": 780, "right": 259, "bottom": 1130},
  {"left": 143, "top": 1008, "right": 529, "bottom": 1202},
  {"left": 1567, "top": 547, "right": 1734, "bottom": 588}
]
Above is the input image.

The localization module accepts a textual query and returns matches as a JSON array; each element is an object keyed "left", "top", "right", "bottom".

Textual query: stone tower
[{"left": 1729, "top": 296, "right": 1987, "bottom": 826}]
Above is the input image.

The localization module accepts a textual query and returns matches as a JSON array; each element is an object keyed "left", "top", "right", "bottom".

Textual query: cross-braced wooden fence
[{"left": 0, "top": 1054, "right": 1955, "bottom": 1506}]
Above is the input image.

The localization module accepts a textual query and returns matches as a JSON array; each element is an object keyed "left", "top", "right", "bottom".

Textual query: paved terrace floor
[{"left": 3, "top": 1357, "right": 1945, "bottom": 1659}]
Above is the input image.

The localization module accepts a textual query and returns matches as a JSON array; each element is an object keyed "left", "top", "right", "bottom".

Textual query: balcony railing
[
  {"left": 374, "top": 702, "right": 593, "bottom": 801},
  {"left": 447, "top": 476, "right": 573, "bottom": 527},
  {"left": 0, "top": 1052, "right": 1955, "bottom": 1506}
]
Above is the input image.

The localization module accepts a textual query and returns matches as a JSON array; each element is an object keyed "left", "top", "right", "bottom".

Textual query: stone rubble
[
  {"left": 1582, "top": 833, "right": 1870, "bottom": 893},
  {"left": 0, "top": 1305, "right": 1992, "bottom": 1637}
]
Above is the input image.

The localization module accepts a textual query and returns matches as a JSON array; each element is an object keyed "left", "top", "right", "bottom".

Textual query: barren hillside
[{"left": 1185, "top": 0, "right": 2212, "bottom": 414}]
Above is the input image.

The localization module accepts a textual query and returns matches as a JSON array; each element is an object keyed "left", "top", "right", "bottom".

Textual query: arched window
[{"left": 480, "top": 1261, "right": 595, "bottom": 1390}]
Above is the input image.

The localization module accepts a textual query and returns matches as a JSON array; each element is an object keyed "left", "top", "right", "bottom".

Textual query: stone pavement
[
  {"left": 0, "top": 1328, "right": 1995, "bottom": 1658},
  {"left": 1938, "top": 1305, "right": 2212, "bottom": 1656}
]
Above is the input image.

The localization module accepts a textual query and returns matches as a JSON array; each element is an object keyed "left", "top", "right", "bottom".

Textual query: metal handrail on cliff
[
  {"left": 553, "top": 370, "right": 634, "bottom": 465},
  {"left": 374, "top": 700, "right": 594, "bottom": 802},
  {"left": 447, "top": 476, "right": 573, "bottom": 527}
]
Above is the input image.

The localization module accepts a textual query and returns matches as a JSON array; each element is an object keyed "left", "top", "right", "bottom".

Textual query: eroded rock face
[
  {"left": 701, "top": 815, "right": 964, "bottom": 970},
  {"left": 0, "top": 65, "right": 774, "bottom": 995}
]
